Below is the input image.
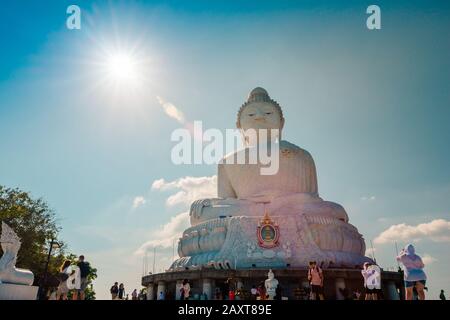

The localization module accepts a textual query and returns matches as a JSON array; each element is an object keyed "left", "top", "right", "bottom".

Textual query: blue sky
[{"left": 0, "top": 0, "right": 449, "bottom": 299}]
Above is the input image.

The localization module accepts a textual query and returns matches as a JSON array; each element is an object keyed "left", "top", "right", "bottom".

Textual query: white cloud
[
  {"left": 374, "top": 219, "right": 450, "bottom": 244},
  {"left": 422, "top": 254, "right": 437, "bottom": 266},
  {"left": 151, "top": 178, "right": 167, "bottom": 190},
  {"left": 151, "top": 175, "right": 217, "bottom": 207},
  {"left": 136, "top": 175, "right": 217, "bottom": 267},
  {"left": 132, "top": 196, "right": 146, "bottom": 209},
  {"left": 156, "top": 96, "right": 185, "bottom": 124},
  {"left": 136, "top": 211, "right": 190, "bottom": 254},
  {"left": 361, "top": 195, "right": 376, "bottom": 201}
]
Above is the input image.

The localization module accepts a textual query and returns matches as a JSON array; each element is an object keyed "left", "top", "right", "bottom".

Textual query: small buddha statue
[
  {"left": 0, "top": 222, "right": 34, "bottom": 286},
  {"left": 264, "top": 269, "right": 279, "bottom": 300}
]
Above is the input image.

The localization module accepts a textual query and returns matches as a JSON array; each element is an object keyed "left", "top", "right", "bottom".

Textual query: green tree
[{"left": 0, "top": 185, "right": 66, "bottom": 283}]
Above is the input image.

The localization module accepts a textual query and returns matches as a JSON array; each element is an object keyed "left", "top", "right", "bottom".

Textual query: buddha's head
[
  {"left": 268, "top": 269, "right": 274, "bottom": 280},
  {"left": 237, "top": 87, "right": 285, "bottom": 145}
]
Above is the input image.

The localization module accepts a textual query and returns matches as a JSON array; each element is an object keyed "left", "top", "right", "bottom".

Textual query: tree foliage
[
  {"left": 0, "top": 186, "right": 63, "bottom": 278},
  {"left": 0, "top": 185, "right": 97, "bottom": 299}
]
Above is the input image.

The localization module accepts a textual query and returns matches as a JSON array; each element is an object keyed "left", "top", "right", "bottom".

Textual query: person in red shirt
[
  {"left": 257, "top": 283, "right": 267, "bottom": 300},
  {"left": 308, "top": 261, "right": 324, "bottom": 300}
]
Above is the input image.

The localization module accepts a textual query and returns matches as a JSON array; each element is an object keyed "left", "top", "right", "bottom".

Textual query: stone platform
[
  {"left": 0, "top": 283, "right": 38, "bottom": 300},
  {"left": 142, "top": 267, "right": 404, "bottom": 300}
]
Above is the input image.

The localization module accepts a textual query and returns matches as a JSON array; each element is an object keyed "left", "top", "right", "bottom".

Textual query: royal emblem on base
[{"left": 257, "top": 211, "right": 280, "bottom": 249}]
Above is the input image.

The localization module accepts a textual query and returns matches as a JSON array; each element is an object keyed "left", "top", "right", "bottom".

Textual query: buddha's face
[{"left": 239, "top": 102, "right": 284, "bottom": 132}]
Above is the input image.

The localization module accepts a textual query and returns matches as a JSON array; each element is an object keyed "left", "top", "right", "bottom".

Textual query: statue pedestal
[
  {"left": 142, "top": 268, "right": 404, "bottom": 300},
  {"left": 0, "top": 283, "right": 38, "bottom": 300}
]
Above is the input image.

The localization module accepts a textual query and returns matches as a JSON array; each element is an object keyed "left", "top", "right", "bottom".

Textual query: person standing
[
  {"left": 362, "top": 262, "right": 377, "bottom": 300},
  {"left": 56, "top": 260, "right": 72, "bottom": 300},
  {"left": 110, "top": 282, "right": 119, "bottom": 300},
  {"left": 214, "top": 287, "right": 221, "bottom": 300},
  {"left": 131, "top": 289, "right": 138, "bottom": 300},
  {"left": 257, "top": 283, "right": 266, "bottom": 300},
  {"left": 250, "top": 285, "right": 258, "bottom": 300},
  {"left": 308, "top": 261, "right": 324, "bottom": 300},
  {"left": 118, "top": 283, "right": 125, "bottom": 300},
  {"left": 182, "top": 279, "right": 190, "bottom": 300},
  {"left": 179, "top": 285, "right": 185, "bottom": 300},
  {"left": 72, "top": 255, "right": 91, "bottom": 300},
  {"left": 397, "top": 244, "right": 427, "bottom": 300},
  {"left": 439, "top": 290, "right": 446, "bottom": 300}
]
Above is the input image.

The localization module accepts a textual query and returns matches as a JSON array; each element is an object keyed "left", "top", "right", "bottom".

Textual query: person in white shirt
[
  {"left": 362, "top": 262, "right": 381, "bottom": 300},
  {"left": 56, "top": 260, "right": 73, "bottom": 300}
]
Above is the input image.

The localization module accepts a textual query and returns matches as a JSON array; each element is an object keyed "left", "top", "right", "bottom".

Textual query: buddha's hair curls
[{"left": 236, "top": 87, "right": 284, "bottom": 128}]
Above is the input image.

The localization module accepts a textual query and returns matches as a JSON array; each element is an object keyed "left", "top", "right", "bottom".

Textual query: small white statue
[
  {"left": 365, "top": 264, "right": 381, "bottom": 290},
  {"left": 0, "top": 222, "right": 34, "bottom": 286},
  {"left": 264, "top": 269, "right": 279, "bottom": 300}
]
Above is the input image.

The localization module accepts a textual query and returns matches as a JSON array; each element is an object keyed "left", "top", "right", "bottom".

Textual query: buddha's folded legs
[
  {"left": 173, "top": 213, "right": 370, "bottom": 271},
  {"left": 189, "top": 194, "right": 349, "bottom": 226}
]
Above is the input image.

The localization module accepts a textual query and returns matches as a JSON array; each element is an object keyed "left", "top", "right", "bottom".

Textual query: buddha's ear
[{"left": 280, "top": 117, "right": 285, "bottom": 130}]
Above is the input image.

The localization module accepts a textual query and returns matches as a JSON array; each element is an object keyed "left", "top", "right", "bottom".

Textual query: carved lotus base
[{"left": 171, "top": 214, "right": 372, "bottom": 271}]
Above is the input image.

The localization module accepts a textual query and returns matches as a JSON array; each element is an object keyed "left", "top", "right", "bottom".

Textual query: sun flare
[
  {"left": 106, "top": 52, "right": 137, "bottom": 81},
  {"left": 82, "top": 26, "right": 157, "bottom": 100}
]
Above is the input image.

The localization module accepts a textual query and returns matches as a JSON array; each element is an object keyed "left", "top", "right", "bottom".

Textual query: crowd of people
[
  {"left": 298, "top": 244, "right": 431, "bottom": 300},
  {"left": 50, "top": 244, "right": 445, "bottom": 300},
  {"left": 189, "top": 244, "right": 438, "bottom": 301},
  {"left": 110, "top": 283, "right": 143, "bottom": 300},
  {"left": 151, "top": 244, "right": 445, "bottom": 301}
]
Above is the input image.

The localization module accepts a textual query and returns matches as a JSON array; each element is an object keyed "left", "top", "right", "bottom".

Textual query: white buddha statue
[
  {"left": 0, "top": 222, "right": 34, "bottom": 286},
  {"left": 171, "top": 88, "right": 370, "bottom": 271},
  {"left": 190, "top": 87, "right": 348, "bottom": 224},
  {"left": 264, "top": 269, "right": 279, "bottom": 300}
]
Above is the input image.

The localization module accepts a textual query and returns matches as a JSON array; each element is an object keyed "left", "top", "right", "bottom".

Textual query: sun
[
  {"left": 105, "top": 52, "right": 137, "bottom": 81},
  {"left": 81, "top": 29, "right": 156, "bottom": 99}
]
